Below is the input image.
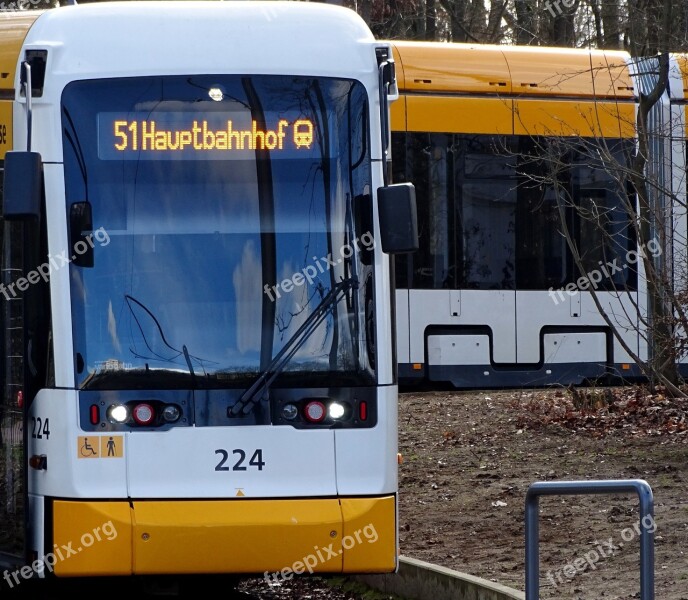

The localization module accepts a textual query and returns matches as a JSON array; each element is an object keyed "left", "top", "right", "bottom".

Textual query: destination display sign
[{"left": 97, "top": 112, "right": 316, "bottom": 160}]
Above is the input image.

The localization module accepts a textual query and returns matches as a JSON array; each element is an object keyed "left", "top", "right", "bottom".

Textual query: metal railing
[{"left": 525, "top": 479, "right": 654, "bottom": 600}]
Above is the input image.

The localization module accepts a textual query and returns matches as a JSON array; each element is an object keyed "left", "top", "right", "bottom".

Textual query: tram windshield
[{"left": 62, "top": 75, "right": 376, "bottom": 390}]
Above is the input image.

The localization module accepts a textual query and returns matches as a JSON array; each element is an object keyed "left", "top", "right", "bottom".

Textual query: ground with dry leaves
[{"left": 397, "top": 386, "right": 688, "bottom": 599}]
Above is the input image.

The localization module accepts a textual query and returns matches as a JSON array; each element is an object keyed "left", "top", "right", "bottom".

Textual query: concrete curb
[{"left": 354, "top": 556, "right": 526, "bottom": 600}]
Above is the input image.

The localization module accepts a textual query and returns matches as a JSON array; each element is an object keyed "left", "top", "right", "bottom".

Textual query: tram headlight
[
  {"left": 328, "top": 401, "right": 346, "bottom": 420},
  {"left": 108, "top": 404, "right": 129, "bottom": 423},
  {"left": 162, "top": 404, "right": 181, "bottom": 423},
  {"left": 281, "top": 403, "right": 298, "bottom": 421}
]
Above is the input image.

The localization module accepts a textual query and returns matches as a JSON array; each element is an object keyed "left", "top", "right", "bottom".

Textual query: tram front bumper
[{"left": 51, "top": 496, "right": 396, "bottom": 576}]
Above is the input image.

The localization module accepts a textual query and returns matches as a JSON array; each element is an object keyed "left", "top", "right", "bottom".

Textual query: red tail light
[
  {"left": 304, "top": 401, "right": 326, "bottom": 423},
  {"left": 90, "top": 404, "right": 100, "bottom": 425},
  {"left": 132, "top": 403, "right": 155, "bottom": 425},
  {"left": 359, "top": 401, "right": 367, "bottom": 421},
  {"left": 16, "top": 390, "right": 23, "bottom": 409}
]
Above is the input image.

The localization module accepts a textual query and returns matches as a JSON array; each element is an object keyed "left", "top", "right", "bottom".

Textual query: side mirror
[
  {"left": 377, "top": 182, "right": 418, "bottom": 254},
  {"left": 3, "top": 151, "right": 42, "bottom": 220}
]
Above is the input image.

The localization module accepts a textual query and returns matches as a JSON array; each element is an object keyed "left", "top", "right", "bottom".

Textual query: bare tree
[
  {"left": 348, "top": 0, "right": 688, "bottom": 49},
  {"left": 510, "top": 0, "right": 686, "bottom": 393}
]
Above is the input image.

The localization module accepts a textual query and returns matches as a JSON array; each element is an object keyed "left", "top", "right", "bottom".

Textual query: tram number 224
[
  {"left": 214, "top": 448, "right": 265, "bottom": 471},
  {"left": 31, "top": 417, "right": 51, "bottom": 440}
]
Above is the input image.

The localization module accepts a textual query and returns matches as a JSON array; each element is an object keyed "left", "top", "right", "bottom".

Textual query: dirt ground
[{"left": 397, "top": 386, "right": 688, "bottom": 600}]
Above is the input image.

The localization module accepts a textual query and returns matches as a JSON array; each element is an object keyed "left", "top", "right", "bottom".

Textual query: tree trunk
[
  {"left": 601, "top": 0, "right": 622, "bottom": 48},
  {"left": 630, "top": 49, "right": 682, "bottom": 391},
  {"left": 426, "top": 0, "right": 437, "bottom": 41},
  {"left": 514, "top": 0, "right": 536, "bottom": 45}
]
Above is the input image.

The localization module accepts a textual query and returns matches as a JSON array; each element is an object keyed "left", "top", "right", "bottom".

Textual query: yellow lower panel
[
  {"left": 53, "top": 501, "right": 133, "bottom": 576},
  {"left": 52, "top": 497, "right": 396, "bottom": 576},
  {"left": 341, "top": 496, "right": 397, "bottom": 572},
  {"left": 132, "top": 499, "right": 344, "bottom": 574}
]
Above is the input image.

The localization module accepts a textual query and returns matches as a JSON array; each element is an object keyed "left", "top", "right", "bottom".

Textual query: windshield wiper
[
  {"left": 125, "top": 294, "right": 206, "bottom": 386},
  {"left": 229, "top": 277, "right": 358, "bottom": 417}
]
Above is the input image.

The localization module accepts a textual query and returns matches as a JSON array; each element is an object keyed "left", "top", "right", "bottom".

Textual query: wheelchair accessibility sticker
[{"left": 77, "top": 435, "right": 124, "bottom": 459}]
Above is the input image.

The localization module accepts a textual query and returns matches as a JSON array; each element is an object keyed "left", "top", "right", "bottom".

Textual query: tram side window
[
  {"left": 575, "top": 190, "right": 636, "bottom": 290},
  {"left": 402, "top": 133, "right": 454, "bottom": 289},
  {"left": 396, "top": 132, "right": 635, "bottom": 292},
  {"left": 573, "top": 142, "right": 636, "bottom": 290},
  {"left": 398, "top": 133, "right": 519, "bottom": 290},
  {"left": 458, "top": 136, "right": 517, "bottom": 290},
  {"left": 398, "top": 133, "right": 517, "bottom": 290},
  {"left": 514, "top": 137, "right": 635, "bottom": 291},
  {"left": 515, "top": 137, "right": 572, "bottom": 290}
]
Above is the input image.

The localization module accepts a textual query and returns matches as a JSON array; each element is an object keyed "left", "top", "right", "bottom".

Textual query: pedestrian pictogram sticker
[
  {"left": 77, "top": 435, "right": 124, "bottom": 459},
  {"left": 101, "top": 435, "right": 123, "bottom": 458}
]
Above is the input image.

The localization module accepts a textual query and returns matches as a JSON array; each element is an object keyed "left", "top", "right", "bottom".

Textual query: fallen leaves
[
  {"left": 510, "top": 386, "right": 688, "bottom": 439},
  {"left": 398, "top": 387, "right": 688, "bottom": 600}
]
